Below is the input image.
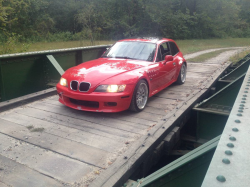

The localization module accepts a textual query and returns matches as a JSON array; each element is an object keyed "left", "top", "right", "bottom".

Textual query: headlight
[
  {"left": 95, "top": 85, "right": 126, "bottom": 92},
  {"left": 60, "top": 77, "right": 68, "bottom": 87}
]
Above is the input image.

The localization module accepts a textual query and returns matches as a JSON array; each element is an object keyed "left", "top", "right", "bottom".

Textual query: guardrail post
[
  {"left": 76, "top": 50, "right": 83, "bottom": 65},
  {"left": 0, "top": 61, "right": 5, "bottom": 101}
]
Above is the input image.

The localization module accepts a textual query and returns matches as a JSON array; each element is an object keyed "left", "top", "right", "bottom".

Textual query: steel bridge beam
[{"left": 202, "top": 65, "right": 250, "bottom": 187}]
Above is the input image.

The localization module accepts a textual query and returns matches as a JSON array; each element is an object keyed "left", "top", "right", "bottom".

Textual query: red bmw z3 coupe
[{"left": 56, "top": 37, "right": 187, "bottom": 112}]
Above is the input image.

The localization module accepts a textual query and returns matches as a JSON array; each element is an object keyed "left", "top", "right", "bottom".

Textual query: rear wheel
[
  {"left": 176, "top": 63, "right": 186, "bottom": 85},
  {"left": 129, "top": 80, "right": 149, "bottom": 112}
]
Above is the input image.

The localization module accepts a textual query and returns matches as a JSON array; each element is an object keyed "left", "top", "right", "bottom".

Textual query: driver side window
[{"left": 156, "top": 42, "right": 170, "bottom": 62}]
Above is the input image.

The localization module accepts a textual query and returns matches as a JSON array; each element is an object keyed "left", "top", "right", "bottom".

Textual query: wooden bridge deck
[{"left": 0, "top": 61, "right": 228, "bottom": 187}]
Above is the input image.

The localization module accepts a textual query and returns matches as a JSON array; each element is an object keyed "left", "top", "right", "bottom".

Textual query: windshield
[{"left": 102, "top": 41, "right": 156, "bottom": 62}]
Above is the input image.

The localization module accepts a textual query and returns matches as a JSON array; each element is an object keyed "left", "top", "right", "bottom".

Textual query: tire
[
  {"left": 129, "top": 80, "right": 149, "bottom": 112},
  {"left": 176, "top": 63, "right": 187, "bottom": 85}
]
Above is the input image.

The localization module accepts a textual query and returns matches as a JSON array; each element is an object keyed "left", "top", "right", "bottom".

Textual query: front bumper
[{"left": 56, "top": 84, "right": 134, "bottom": 112}]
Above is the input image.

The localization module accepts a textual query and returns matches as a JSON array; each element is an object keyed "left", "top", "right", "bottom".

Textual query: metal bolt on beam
[
  {"left": 232, "top": 128, "right": 239, "bottom": 132},
  {"left": 229, "top": 137, "right": 236, "bottom": 141},
  {"left": 216, "top": 175, "right": 226, "bottom": 182},
  {"left": 238, "top": 110, "right": 243, "bottom": 113},
  {"left": 235, "top": 119, "right": 241, "bottom": 123},
  {"left": 222, "top": 158, "right": 231, "bottom": 164},
  {"left": 239, "top": 107, "right": 244, "bottom": 109},
  {"left": 240, "top": 104, "right": 245, "bottom": 107},
  {"left": 227, "top": 143, "right": 234, "bottom": 148},
  {"left": 225, "top": 150, "right": 233, "bottom": 155},
  {"left": 241, "top": 101, "right": 246, "bottom": 103},
  {"left": 237, "top": 113, "right": 242, "bottom": 116}
]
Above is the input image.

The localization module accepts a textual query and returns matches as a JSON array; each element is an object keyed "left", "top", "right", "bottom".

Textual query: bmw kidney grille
[
  {"left": 70, "top": 81, "right": 90, "bottom": 92},
  {"left": 70, "top": 81, "right": 78, "bottom": 91},
  {"left": 79, "top": 82, "right": 91, "bottom": 92}
]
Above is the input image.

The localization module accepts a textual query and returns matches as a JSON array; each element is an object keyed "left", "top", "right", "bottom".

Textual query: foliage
[
  {"left": 0, "top": 33, "right": 29, "bottom": 54},
  {"left": 0, "top": 0, "right": 250, "bottom": 46}
]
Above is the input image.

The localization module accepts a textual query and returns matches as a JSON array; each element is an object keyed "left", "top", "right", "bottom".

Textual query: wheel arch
[
  {"left": 184, "top": 61, "right": 187, "bottom": 68},
  {"left": 138, "top": 77, "right": 150, "bottom": 96}
]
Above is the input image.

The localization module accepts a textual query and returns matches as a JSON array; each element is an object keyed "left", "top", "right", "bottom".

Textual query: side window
[
  {"left": 156, "top": 42, "right": 170, "bottom": 62},
  {"left": 169, "top": 42, "right": 179, "bottom": 56},
  {"left": 156, "top": 47, "right": 162, "bottom": 62},
  {"left": 161, "top": 43, "right": 169, "bottom": 51}
]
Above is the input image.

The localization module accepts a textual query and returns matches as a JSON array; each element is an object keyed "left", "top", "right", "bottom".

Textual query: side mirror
[{"left": 165, "top": 55, "right": 173, "bottom": 62}]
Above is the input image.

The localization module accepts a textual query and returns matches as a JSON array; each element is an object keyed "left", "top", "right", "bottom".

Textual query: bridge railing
[{"left": 0, "top": 45, "right": 111, "bottom": 102}]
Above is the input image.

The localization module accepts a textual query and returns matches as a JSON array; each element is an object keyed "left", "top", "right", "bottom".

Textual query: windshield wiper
[{"left": 114, "top": 56, "right": 136, "bottom": 60}]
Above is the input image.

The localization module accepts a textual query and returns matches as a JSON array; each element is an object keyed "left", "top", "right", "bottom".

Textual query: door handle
[{"left": 173, "top": 62, "right": 176, "bottom": 66}]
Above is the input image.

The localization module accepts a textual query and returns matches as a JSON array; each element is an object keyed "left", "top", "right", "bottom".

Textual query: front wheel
[
  {"left": 129, "top": 80, "right": 149, "bottom": 112},
  {"left": 176, "top": 63, "right": 186, "bottom": 85}
]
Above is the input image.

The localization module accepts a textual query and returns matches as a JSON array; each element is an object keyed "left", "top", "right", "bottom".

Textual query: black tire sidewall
[
  {"left": 130, "top": 79, "right": 148, "bottom": 112},
  {"left": 177, "top": 63, "right": 186, "bottom": 84}
]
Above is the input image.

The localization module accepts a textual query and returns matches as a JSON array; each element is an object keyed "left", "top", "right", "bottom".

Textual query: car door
[
  {"left": 156, "top": 42, "right": 175, "bottom": 87},
  {"left": 147, "top": 44, "right": 167, "bottom": 93},
  {"left": 168, "top": 42, "right": 179, "bottom": 81},
  {"left": 147, "top": 62, "right": 161, "bottom": 93}
]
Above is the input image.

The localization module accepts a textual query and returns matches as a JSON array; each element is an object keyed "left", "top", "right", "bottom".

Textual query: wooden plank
[
  {"left": 106, "top": 111, "right": 162, "bottom": 122},
  {"left": 44, "top": 99, "right": 160, "bottom": 123},
  {"left": 146, "top": 103, "right": 176, "bottom": 112},
  {"left": 153, "top": 91, "right": 191, "bottom": 100},
  {"left": 0, "top": 112, "right": 126, "bottom": 152},
  {"left": 35, "top": 100, "right": 152, "bottom": 127},
  {"left": 0, "top": 87, "right": 56, "bottom": 113},
  {"left": 143, "top": 106, "right": 169, "bottom": 116},
  {"left": 0, "top": 133, "right": 95, "bottom": 184},
  {"left": 165, "top": 85, "right": 199, "bottom": 92},
  {"left": 29, "top": 101, "right": 149, "bottom": 128},
  {"left": 0, "top": 154, "right": 63, "bottom": 187},
  {"left": 10, "top": 107, "right": 140, "bottom": 139},
  {"left": 148, "top": 97, "right": 179, "bottom": 105},
  {"left": 0, "top": 119, "right": 109, "bottom": 168},
  {"left": 0, "top": 182, "right": 8, "bottom": 187}
]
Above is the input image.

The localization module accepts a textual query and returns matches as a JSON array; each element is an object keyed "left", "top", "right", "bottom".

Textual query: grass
[
  {"left": 1, "top": 38, "right": 250, "bottom": 55},
  {"left": 188, "top": 49, "right": 230, "bottom": 62},
  {"left": 26, "top": 125, "right": 45, "bottom": 132},
  {"left": 230, "top": 49, "right": 250, "bottom": 64},
  {"left": 6, "top": 40, "right": 114, "bottom": 54},
  {"left": 176, "top": 38, "right": 250, "bottom": 55}
]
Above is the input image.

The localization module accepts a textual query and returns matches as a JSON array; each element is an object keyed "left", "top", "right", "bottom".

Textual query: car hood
[{"left": 64, "top": 58, "right": 150, "bottom": 86}]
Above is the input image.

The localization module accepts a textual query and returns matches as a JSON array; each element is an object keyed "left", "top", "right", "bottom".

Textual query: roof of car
[{"left": 118, "top": 37, "right": 174, "bottom": 44}]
